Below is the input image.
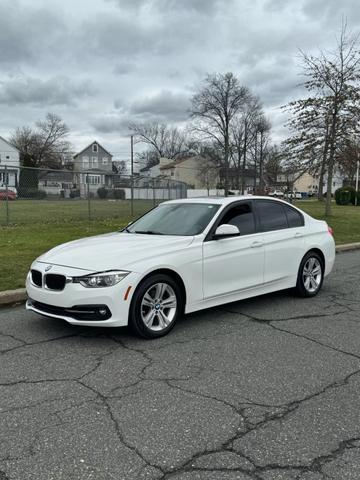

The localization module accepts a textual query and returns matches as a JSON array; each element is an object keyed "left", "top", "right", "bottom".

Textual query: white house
[
  {"left": 0, "top": 136, "right": 20, "bottom": 189},
  {"left": 139, "top": 162, "right": 161, "bottom": 178}
]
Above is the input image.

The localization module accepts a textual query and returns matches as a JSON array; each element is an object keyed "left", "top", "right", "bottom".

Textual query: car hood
[{"left": 36, "top": 232, "right": 194, "bottom": 272}]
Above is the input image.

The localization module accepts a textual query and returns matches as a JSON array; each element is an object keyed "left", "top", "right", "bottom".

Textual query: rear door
[
  {"left": 254, "top": 200, "right": 305, "bottom": 284},
  {"left": 202, "top": 201, "right": 265, "bottom": 299}
]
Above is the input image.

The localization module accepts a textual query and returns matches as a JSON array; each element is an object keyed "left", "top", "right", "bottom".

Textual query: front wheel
[
  {"left": 129, "top": 274, "right": 183, "bottom": 338},
  {"left": 295, "top": 252, "right": 324, "bottom": 297}
]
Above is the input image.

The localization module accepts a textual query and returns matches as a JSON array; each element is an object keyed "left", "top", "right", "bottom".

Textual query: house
[
  {"left": 71, "top": 141, "right": 113, "bottom": 195},
  {"left": 160, "top": 156, "right": 219, "bottom": 189},
  {"left": 0, "top": 136, "right": 20, "bottom": 189},
  {"left": 139, "top": 163, "right": 161, "bottom": 178},
  {"left": 38, "top": 171, "right": 74, "bottom": 196},
  {"left": 293, "top": 172, "right": 319, "bottom": 194},
  {"left": 270, "top": 170, "right": 344, "bottom": 195}
]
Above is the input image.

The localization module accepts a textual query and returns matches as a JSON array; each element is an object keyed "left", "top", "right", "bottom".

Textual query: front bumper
[
  {"left": 27, "top": 299, "right": 112, "bottom": 321},
  {"left": 26, "top": 262, "right": 141, "bottom": 327}
]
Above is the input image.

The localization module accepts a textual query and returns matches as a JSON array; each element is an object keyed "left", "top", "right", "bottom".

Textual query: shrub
[
  {"left": 70, "top": 189, "right": 80, "bottom": 199},
  {"left": 18, "top": 188, "right": 47, "bottom": 199},
  {"left": 97, "top": 187, "right": 108, "bottom": 199},
  {"left": 335, "top": 186, "right": 356, "bottom": 205},
  {"left": 113, "top": 189, "right": 126, "bottom": 200}
]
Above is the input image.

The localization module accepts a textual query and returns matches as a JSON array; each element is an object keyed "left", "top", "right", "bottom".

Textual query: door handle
[
  {"left": 251, "top": 241, "right": 263, "bottom": 248},
  {"left": 294, "top": 232, "right": 303, "bottom": 238}
]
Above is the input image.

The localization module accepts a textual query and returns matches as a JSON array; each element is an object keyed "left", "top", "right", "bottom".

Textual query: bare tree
[
  {"left": 255, "top": 116, "right": 271, "bottom": 194},
  {"left": 284, "top": 22, "right": 360, "bottom": 215},
  {"left": 265, "top": 144, "right": 283, "bottom": 186},
  {"left": 129, "top": 122, "right": 193, "bottom": 161},
  {"left": 196, "top": 157, "right": 220, "bottom": 194},
  {"left": 230, "top": 95, "right": 262, "bottom": 193},
  {"left": 190, "top": 72, "right": 250, "bottom": 196},
  {"left": 112, "top": 160, "right": 127, "bottom": 175},
  {"left": 10, "top": 113, "right": 70, "bottom": 168},
  {"left": 338, "top": 137, "right": 360, "bottom": 184}
]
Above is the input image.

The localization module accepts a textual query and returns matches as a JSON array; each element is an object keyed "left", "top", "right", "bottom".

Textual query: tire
[
  {"left": 129, "top": 274, "right": 183, "bottom": 339},
  {"left": 295, "top": 251, "right": 324, "bottom": 297}
]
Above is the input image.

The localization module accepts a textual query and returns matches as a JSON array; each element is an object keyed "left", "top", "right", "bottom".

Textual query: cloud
[
  {"left": 1, "top": 0, "right": 360, "bottom": 156},
  {"left": 91, "top": 114, "right": 131, "bottom": 134},
  {"left": 92, "top": 90, "right": 190, "bottom": 134},
  {"left": 0, "top": 1, "right": 67, "bottom": 65},
  {"left": 0, "top": 75, "right": 96, "bottom": 106},
  {"left": 106, "top": 0, "right": 223, "bottom": 14},
  {"left": 129, "top": 90, "right": 191, "bottom": 121}
]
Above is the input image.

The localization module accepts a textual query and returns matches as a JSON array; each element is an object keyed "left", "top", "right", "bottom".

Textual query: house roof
[
  {"left": 159, "top": 156, "right": 198, "bottom": 170},
  {"left": 39, "top": 171, "right": 74, "bottom": 182},
  {"left": 73, "top": 141, "right": 113, "bottom": 159},
  {"left": 0, "top": 135, "right": 19, "bottom": 153}
]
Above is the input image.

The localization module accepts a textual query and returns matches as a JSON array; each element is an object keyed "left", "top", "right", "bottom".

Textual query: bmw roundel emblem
[{"left": 45, "top": 265, "right": 52, "bottom": 272}]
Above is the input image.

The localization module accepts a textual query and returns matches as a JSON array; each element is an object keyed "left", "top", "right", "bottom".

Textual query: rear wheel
[
  {"left": 129, "top": 274, "right": 183, "bottom": 338},
  {"left": 295, "top": 252, "right": 324, "bottom": 297}
]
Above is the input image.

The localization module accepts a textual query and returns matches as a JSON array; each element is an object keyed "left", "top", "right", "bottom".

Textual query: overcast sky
[{"left": 0, "top": 0, "right": 359, "bottom": 163}]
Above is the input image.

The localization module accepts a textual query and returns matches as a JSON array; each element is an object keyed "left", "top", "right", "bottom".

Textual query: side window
[
  {"left": 256, "top": 201, "right": 288, "bottom": 232},
  {"left": 219, "top": 203, "right": 256, "bottom": 235},
  {"left": 283, "top": 205, "right": 304, "bottom": 228}
]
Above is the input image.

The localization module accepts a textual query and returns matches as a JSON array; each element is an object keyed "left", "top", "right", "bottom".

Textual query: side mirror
[{"left": 213, "top": 224, "right": 240, "bottom": 239}]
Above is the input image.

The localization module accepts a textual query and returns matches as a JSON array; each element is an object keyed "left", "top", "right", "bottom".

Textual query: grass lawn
[
  {"left": 295, "top": 200, "right": 360, "bottom": 245},
  {"left": 1, "top": 198, "right": 359, "bottom": 291}
]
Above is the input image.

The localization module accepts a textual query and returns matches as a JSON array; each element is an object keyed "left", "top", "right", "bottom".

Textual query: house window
[
  {"left": 87, "top": 175, "right": 101, "bottom": 185},
  {"left": 91, "top": 156, "right": 98, "bottom": 168},
  {"left": 82, "top": 156, "right": 89, "bottom": 169},
  {"left": 92, "top": 144, "right": 98, "bottom": 153},
  {"left": 102, "top": 157, "right": 109, "bottom": 165},
  {"left": 6, "top": 156, "right": 9, "bottom": 159},
  {"left": 171, "top": 170, "right": 175, "bottom": 176}
]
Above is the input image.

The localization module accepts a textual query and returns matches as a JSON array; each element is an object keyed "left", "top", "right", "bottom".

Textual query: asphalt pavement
[{"left": 1, "top": 251, "right": 360, "bottom": 480}]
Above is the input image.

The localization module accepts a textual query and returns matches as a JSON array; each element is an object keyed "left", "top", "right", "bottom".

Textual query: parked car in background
[
  {"left": 26, "top": 196, "right": 335, "bottom": 338},
  {"left": 268, "top": 190, "right": 284, "bottom": 197},
  {"left": 0, "top": 189, "right": 17, "bottom": 200},
  {"left": 285, "top": 191, "right": 302, "bottom": 200}
]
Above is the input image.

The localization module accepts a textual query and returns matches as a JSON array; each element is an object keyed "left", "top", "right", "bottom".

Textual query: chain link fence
[{"left": 0, "top": 166, "right": 188, "bottom": 226}]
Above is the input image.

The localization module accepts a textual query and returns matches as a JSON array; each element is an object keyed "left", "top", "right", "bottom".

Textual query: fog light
[{"left": 99, "top": 308, "right": 108, "bottom": 316}]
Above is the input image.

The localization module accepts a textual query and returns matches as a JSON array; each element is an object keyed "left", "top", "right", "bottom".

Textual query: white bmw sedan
[{"left": 26, "top": 196, "right": 335, "bottom": 338}]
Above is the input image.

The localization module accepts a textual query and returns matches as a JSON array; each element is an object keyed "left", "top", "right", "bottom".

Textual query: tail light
[{"left": 328, "top": 225, "right": 333, "bottom": 236}]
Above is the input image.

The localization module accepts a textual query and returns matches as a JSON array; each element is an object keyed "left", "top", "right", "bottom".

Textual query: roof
[
  {"left": 73, "top": 141, "right": 113, "bottom": 159},
  {"left": 0, "top": 135, "right": 19, "bottom": 153},
  {"left": 159, "top": 156, "right": 197, "bottom": 170},
  {"left": 38, "top": 171, "right": 74, "bottom": 182}
]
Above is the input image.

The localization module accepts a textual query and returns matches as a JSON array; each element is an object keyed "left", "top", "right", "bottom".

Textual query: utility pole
[
  {"left": 259, "top": 130, "right": 264, "bottom": 195},
  {"left": 355, "top": 158, "right": 359, "bottom": 206},
  {"left": 130, "top": 135, "right": 134, "bottom": 217}
]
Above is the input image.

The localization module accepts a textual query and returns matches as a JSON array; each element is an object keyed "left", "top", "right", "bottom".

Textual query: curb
[
  {"left": 0, "top": 288, "right": 27, "bottom": 306},
  {"left": 335, "top": 242, "right": 360, "bottom": 252},
  {"left": 1, "top": 243, "right": 360, "bottom": 307}
]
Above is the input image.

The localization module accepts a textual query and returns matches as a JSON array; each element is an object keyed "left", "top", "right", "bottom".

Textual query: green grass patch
[
  {"left": 1, "top": 198, "right": 359, "bottom": 292},
  {"left": 295, "top": 200, "right": 360, "bottom": 245}
]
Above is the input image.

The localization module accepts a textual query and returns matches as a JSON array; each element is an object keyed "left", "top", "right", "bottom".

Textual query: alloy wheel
[
  {"left": 302, "top": 257, "right": 322, "bottom": 293},
  {"left": 140, "top": 282, "right": 177, "bottom": 332}
]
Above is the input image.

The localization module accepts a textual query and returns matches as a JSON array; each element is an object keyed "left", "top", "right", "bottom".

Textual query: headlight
[{"left": 72, "top": 270, "right": 130, "bottom": 288}]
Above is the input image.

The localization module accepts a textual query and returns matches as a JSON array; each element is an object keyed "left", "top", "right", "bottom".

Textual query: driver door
[{"left": 202, "top": 201, "right": 265, "bottom": 299}]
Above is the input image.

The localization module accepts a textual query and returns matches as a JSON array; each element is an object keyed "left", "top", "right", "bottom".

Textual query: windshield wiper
[{"left": 133, "top": 230, "right": 164, "bottom": 235}]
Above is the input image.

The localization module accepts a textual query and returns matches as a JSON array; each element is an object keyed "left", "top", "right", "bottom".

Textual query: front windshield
[{"left": 126, "top": 202, "right": 220, "bottom": 236}]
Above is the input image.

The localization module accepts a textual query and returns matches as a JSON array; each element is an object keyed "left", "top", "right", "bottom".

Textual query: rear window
[
  {"left": 256, "top": 200, "right": 288, "bottom": 232},
  {"left": 283, "top": 205, "right": 304, "bottom": 228}
]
